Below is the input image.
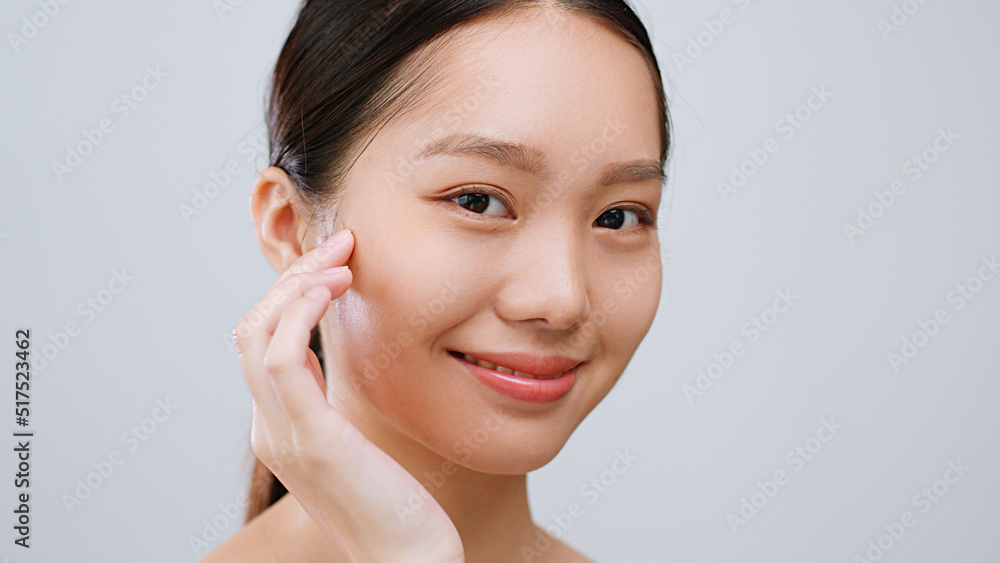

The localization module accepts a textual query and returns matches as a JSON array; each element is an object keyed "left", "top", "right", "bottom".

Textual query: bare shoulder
[
  {"left": 200, "top": 494, "right": 345, "bottom": 563},
  {"left": 198, "top": 505, "right": 281, "bottom": 562}
]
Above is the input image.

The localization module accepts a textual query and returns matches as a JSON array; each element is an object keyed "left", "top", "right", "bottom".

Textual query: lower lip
[{"left": 451, "top": 353, "right": 578, "bottom": 403}]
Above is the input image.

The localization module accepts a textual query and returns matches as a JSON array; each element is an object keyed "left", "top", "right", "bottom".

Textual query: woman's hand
[{"left": 232, "top": 229, "right": 464, "bottom": 562}]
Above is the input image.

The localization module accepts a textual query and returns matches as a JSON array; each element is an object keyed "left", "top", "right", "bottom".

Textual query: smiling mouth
[{"left": 447, "top": 351, "right": 575, "bottom": 380}]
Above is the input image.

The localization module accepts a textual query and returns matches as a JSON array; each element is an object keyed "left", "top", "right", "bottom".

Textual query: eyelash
[{"left": 444, "top": 186, "right": 657, "bottom": 232}]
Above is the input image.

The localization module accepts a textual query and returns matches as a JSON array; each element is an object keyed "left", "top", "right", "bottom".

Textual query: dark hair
[{"left": 245, "top": 0, "right": 671, "bottom": 523}]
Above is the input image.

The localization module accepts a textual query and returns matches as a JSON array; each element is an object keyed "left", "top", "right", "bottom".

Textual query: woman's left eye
[{"left": 595, "top": 207, "right": 656, "bottom": 232}]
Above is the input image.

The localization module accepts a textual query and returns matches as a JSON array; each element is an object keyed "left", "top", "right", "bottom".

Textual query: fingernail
[
  {"left": 322, "top": 229, "right": 351, "bottom": 248},
  {"left": 322, "top": 266, "right": 349, "bottom": 274}
]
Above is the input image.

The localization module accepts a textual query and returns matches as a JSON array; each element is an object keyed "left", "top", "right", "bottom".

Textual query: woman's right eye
[{"left": 447, "top": 188, "right": 512, "bottom": 218}]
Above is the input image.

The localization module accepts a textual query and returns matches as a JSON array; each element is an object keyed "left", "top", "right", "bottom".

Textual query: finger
[
  {"left": 250, "top": 399, "right": 290, "bottom": 474},
  {"left": 234, "top": 267, "right": 354, "bottom": 371},
  {"left": 234, "top": 230, "right": 354, "bottom": 348},
  {"left": 235, "top": 329, "right": 282, "bottom": 417},
  {"left": 276, "top": 229, "right": 354, "bottom": 286},
  {"left": 263, "top": 281, "right": 349, "bottom": 423}
]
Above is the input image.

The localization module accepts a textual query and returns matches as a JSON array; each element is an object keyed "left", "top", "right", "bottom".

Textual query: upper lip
[{"left": 449, "top": 349, "right": 584, "bottom": 377}]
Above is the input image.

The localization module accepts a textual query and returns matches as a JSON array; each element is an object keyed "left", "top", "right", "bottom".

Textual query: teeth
[{"left": 459, "top": 353, "right": 568, "bottom": 380}]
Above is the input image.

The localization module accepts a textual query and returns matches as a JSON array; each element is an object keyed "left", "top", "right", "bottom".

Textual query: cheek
[
  {"left": 329, "top": 228, "right": 485, "bottom": 398},
  {"left": 327, "top": 234, "right": 515, "bottom": 464},
  {"left": 592, "top": 254, "right": 662, "bottom": 380}
]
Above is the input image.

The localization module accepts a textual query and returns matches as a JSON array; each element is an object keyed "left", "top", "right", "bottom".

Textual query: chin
[
  {"left": 434, "top": 407, "right": 584, "bottom": 474},
  {"left": 456, "top": 437, "right": 569, "bottom": 474}
]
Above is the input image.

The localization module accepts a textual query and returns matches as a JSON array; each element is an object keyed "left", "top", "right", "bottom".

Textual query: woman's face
[{"left": 319, "top": 8, "right": 663, "bottom": 473}]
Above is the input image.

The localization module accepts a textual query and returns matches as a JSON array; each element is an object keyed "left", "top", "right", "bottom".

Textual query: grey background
[{"left": 2, "top": 0, "right": 998, "bottom": 561}]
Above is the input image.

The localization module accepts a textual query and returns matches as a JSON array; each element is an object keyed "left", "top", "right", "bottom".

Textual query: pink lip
[
  {"left": 448, "top": 350, "right": 582, "bottom": 377},
  {"left": 450, "top": 352, "right": 578, "bottom": 403}
]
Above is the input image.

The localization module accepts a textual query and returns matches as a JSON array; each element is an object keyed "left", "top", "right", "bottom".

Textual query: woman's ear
[{"left": 250, "top": 166, "right": 309, "bottom": 273}]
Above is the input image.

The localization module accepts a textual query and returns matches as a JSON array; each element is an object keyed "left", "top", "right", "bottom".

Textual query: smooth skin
[{"left": 205, "top": 5, "right": 662, "bottom": 562}]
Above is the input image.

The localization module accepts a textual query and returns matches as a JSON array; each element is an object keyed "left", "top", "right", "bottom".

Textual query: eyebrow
[{"left": 413, "top": 133, "right": 665, "bottom": 187}]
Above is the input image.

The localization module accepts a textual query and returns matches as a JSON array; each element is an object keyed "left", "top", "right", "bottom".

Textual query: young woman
[{"left": 204, "top": 0, "right": 670, "bottom": 560}]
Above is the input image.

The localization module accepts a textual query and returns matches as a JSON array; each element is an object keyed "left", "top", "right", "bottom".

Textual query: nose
[{"left": 493, "top": 229, "right": 591, "bottom": 331}]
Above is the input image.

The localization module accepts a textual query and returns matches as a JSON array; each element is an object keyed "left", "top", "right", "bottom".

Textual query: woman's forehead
[{"left": 382, "top": 8, "right": 655, "bottom": 125}]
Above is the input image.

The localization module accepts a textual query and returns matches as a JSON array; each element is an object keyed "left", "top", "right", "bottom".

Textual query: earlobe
[{"left": 251, "top": 166, "right": 307, "bottom": 274}]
